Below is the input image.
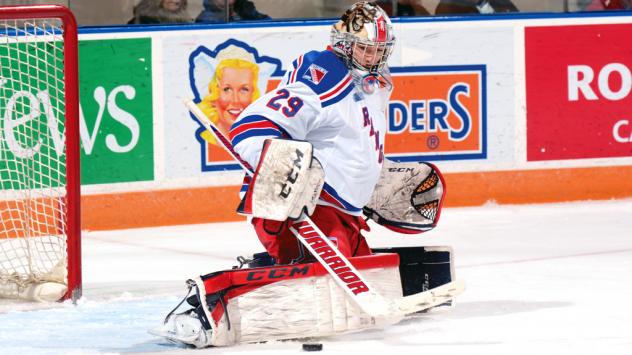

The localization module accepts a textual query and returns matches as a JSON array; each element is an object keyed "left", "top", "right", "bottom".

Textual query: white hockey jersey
[{"left": 230, "top": 49, "right": 390, "bottom": 216}]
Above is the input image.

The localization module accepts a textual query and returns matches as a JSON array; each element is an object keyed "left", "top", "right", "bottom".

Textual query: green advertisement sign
[
  {"left": 79, "top": 38, "right": 153, "bottom": 185},
  {"left": 1, "top": 37, "right": 153, "bottom": 190},
  {"left": 1, "top": 41, "right": 66, "bottom": 190}
]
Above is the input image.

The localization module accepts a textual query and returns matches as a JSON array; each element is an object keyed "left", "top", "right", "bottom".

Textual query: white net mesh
[{"left": 0, "top": 17, "right": 68, "bottom": 298}]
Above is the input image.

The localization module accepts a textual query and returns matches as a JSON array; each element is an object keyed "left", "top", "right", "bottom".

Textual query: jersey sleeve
[
  {"left": 230, "top": 50, "right": 352, "bottom": 169},
  {"left": 230, "top": 82, "right": 322, "bottom": 169}
]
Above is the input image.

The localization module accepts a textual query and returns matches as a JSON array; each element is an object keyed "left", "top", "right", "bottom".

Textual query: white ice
[{"left": 1, "top": 199, "right": 631, "bottom": 355}]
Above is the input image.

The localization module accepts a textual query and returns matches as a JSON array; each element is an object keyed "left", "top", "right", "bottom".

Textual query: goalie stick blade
[{"left": 395, "top": 279, "right": 465, "bottom": 315}]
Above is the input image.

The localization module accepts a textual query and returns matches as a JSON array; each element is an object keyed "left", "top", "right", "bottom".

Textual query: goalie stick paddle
[{"left": 184, "top": 99, "right": 464, "bottom": 317}]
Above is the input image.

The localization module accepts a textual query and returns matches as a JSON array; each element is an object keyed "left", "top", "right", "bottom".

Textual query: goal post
[{"left": 0, "top": 5, "right": 80, "bottom": 302}]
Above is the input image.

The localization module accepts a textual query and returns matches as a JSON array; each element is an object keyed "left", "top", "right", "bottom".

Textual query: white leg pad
[{"left": 202, "top": 265, "right": 404, "bottom": 346}]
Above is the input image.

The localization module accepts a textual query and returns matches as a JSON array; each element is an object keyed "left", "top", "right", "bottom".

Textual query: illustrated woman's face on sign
[{"left": 215, "top": 66, "right": 255, "bottom": 131}]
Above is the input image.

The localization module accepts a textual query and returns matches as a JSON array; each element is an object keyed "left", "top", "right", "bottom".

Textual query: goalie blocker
[
  {"left": 150, "top": 246, "right": 455, "bottom": 347},
  {"left": 237, "top": 138, "right": 325, "bottom": 221}
]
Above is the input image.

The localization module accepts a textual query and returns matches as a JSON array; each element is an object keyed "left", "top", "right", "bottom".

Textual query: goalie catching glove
[
  {"left": 238, "top": 139, "right": 325, "bottom": 221},
  {"left": 363, "top": 159, "right": 446, "bottom": 234}
]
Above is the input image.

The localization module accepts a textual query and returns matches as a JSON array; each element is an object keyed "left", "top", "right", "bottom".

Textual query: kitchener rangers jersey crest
[{"left": 302, "top": 63, "right": 328, "bottom": 85}]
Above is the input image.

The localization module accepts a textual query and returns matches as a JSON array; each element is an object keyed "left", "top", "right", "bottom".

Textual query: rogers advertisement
[{"left": 525, "top": 23, "right": 632, "bottom": 161}]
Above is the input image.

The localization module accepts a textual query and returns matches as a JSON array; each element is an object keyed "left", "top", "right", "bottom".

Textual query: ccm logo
[
  {"left": 280, "top": 148, "right": 304, "bottom": 198},
  {"left": 246, "top": 265, "right": 310, "bottom": 281},
  {"left": 388, "top": 167, "right": 414, "bottom": 173}
]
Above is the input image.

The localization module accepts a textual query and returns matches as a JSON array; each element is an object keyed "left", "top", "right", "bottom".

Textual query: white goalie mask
[{"left": 330, "top": 1, "right": 395, "bottom": 76}]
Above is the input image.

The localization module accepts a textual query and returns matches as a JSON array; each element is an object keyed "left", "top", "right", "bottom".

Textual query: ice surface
[{"left": 1, "top": 199, "right": 631, "bottom": 355}]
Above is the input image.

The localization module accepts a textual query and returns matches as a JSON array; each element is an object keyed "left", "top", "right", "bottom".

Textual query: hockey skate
[{"left": 149, "top": 308, "right": 212, "bottom": 348}]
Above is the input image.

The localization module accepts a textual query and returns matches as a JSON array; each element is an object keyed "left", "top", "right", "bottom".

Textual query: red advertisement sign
[{"left": 525, "top": 24, "right": 632, "bottom": 161}]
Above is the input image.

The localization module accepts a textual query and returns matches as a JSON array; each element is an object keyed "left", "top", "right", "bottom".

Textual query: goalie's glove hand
[
  {"left": 238, "top": 139, "right": 325, "bottom": 221},
  {"left": 364, "top": 159, "right": 445, "bottom": 234}
]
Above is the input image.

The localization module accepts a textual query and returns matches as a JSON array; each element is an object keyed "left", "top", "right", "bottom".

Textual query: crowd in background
[
  {"left": 126, "top": 0, "right": 632, "bottom": 25},
  {"left": 128, "top": 0, "right": 270, "bottom": 24},
  {"left": 0, "top": 0, "right": 630, "bottom": 26}
]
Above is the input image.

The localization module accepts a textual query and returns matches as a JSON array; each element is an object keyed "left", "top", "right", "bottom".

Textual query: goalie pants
[{"left": 251, "top": 205, "right": 372, "bottom": 265}]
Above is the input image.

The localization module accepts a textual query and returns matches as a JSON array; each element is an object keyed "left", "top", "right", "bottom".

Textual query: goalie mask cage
[{"left": 0, "top": 5, "right": 80, "bottom": 302}]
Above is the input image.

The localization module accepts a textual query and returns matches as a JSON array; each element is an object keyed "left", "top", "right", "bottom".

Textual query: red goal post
[{"left": 0, "top": 5, "right": 80, "bottom": 302}]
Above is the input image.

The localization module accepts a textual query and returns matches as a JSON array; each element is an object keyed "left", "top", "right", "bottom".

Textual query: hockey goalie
[{"left": 151, "top": 1, "right": 463, "bottom": 347}]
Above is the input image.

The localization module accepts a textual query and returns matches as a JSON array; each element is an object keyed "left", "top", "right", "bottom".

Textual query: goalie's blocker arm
[{"left": 237, "top": 138, "right": 325, "bottom": 221}]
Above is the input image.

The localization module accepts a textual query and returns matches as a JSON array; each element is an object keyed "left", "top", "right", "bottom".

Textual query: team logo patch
[{"left": 302, "top": 64, "right": 328, "bottom": 85}]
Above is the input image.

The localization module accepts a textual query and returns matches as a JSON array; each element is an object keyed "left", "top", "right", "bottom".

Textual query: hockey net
[{"left": 0, "top": 5, "right": 80, "bottom": 302}]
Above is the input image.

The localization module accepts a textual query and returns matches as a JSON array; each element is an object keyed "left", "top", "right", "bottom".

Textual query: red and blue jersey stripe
[
  {"left": 230, "top": 114, "right": 291, "bottom": 147},
  {"left": 287, "top": 54, "right": 304, "bottom": 84},
  {"left": 318, "top": 74, "right": 354, "bottom": 108},
  {"left": 319, "top": 183, "right": 362, "bottom": 214}
]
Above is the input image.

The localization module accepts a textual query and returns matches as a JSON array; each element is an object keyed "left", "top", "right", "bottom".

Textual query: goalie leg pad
[
  {"left": 372, "top": 246, "right": 454, "bottom": 307},
  {"left": 151, "top": 254, "right": 404, "bottom": 347}
]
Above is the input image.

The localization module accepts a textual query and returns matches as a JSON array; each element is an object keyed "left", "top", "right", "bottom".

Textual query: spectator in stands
[
  {"left": 583, "top": 0, "right": 632, "bottom": 10},
  {"left": 435, "top": 0, "right": 518, "bottom": 15},
  {"left": 128, "top": 0, "right": 192, "bottom": 24},
  {"left": 195, "top": 0, "right": 270, "bottom": 23},
  {"left": 372, "top": 0, "right": 430, "bottom": 16},
  {"left": 397, "top": 0, "right": 431, "bottom": 16}
]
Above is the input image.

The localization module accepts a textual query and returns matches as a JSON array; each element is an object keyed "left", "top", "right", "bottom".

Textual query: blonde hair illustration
[{"left": 197, "top": 45, "right": 261, "bottom": 144}]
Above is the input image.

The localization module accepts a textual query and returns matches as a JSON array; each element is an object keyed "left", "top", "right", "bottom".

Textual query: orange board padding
[
  {"left": 443, "top": 165, "right": 632, "bottom": 206},
  {"left": 81, "top": 185, "right": 245, "bottom": 231},
  {"left": 74, "top": 165, "right": 632, "bottom": 231},
  {"left": 0, "top": 198, "right": 64, "bottom": 238}
]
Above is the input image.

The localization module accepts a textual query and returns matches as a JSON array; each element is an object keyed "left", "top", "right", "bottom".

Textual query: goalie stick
[{"left": 185, "top": 99, "right": 464, "bottom": 317}]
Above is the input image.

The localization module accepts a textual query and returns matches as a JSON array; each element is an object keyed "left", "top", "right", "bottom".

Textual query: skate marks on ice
[
  {"left": 1, "top": 200, "right": 631, "bottom": 354},
  {"left": 434, "top": 300, "right": 572, "bottom": 319},
  {"left": 0, "top": 294, "right": 182, "bottom": 354},
  {"left": 460, "top": 248, "right": 632, "bottom": 268}
]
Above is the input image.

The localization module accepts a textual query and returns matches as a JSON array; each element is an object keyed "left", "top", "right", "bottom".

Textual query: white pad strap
[{"left": 242, "top": 139, "right": 325, "bottom": 221}]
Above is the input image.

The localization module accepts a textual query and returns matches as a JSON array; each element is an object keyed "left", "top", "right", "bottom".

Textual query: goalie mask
[{"left": 330, "top": 1, "right": 395, "bottom": 76}]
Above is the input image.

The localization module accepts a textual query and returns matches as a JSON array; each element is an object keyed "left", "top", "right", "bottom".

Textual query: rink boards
[{"left": 5, "top": 12, "right": 631, "bottom": 229}]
